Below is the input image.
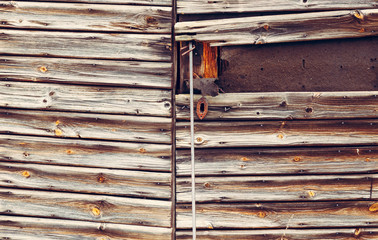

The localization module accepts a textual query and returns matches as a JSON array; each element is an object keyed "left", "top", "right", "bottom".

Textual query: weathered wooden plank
[
  {"left": 0, "top": 56, "right": 172, "bottom": 89},
  {"left": 178, "top": 0, "right": 377, "bottom": 14},
  {"left": 0, "top": 29, "right": 171, "bottom": 61},
  {"left": 176, "top": 119, "right": 378, "bottom": 148},
  {"left": 0, "top": 134, "right": 171, "bottom": 171},
  {"left": 177, "top": 174, "right": 376, "bottom": 203},
  {"left": 176, "top": 146, "right": 378, "bottom": 176},
  {"left": 0, "top": 2, "right": 171, "bottom": 33},
  {"left": 0, "top": 188, "right": 170, "bottom": 227},
  {"left": 15, "top": 0, "right": 172, "bottom": 6},
  {"left": 176, "top": 92, "right": 378, "bottom": 120},
  {"left": 0, "top": 162, "right": 171, "bottom": 199},
  {"left": 176, "top": 228, "right": 378, "bottom": 239},
  {"left": 0, "top": 216, "right": 172, "bottom": 240},
  {"left": 0, "top": 81, "right": 171, "bottom": 116},
  {"left": 177, "top": 201, "right": 378, "bottom": 229},
  {"left": 175, "top": 9, "right": 378, "bottom": 46},
  {"left": 0, "top": 109, "right": 171, "bottom": 143}
]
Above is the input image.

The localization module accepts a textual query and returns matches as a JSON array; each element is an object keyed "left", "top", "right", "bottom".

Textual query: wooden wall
[{"left": 0, "top": 0, "right": 173, "bottom": 239}]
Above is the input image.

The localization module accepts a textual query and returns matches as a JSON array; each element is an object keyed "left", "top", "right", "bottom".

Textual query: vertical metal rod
[{"left": 189, "top": 41, "right": 196, "bottom": 240}]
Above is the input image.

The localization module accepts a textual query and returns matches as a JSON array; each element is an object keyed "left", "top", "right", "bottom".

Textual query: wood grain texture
[
  {"left": 0, "top": 162, "right": 171, "bottom": 199},
  {"left": 0, "top": 2, "right": 171, "bottom": 33},
  {"left": 0, "top": 81, "right": 172, "bottom": 116},
  {"left": 13, "top": 0, "right": 172, "bottom": 6},
  {"left": 178, "top": 0, "right": 377, "bottom": 14},
  {"left": 175, "top": 9, "right": 378, "bottom": 46},
  {"left": 176, "top": 92, "right": 378, "bottom": 120},
  {"left": 0, "top": 216, "right": 172, "bottom": 240},
  {"left": 177, "top": 201, "right": 378, "bottom": 229},
  {"left": 0, "top": 56, "right": 172, "bottom": 89},
  {"left": 176, "top": 146, "right": 378, "bottom": 176},
  {"left": 176, "top": 119, "right": 378, "bottom": 148},
  {"left": 0, "top": 188, "right": 170, "bottom": 227},
  {"left": 0, "top": 29, "right": 171, "bottom": 61},
  {"left": 0, "top": 134, "right": 171, "bottom": 171},
  {"left": 0, "top": 109, "right": 171, "bottom": 143},
  {"left": 176, "top": 228, "right": 378, "bottom": 239}
]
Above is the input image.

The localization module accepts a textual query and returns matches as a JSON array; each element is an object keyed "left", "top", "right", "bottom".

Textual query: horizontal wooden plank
[
  {"left": 0, "top": 134, "right": 171, "bottom": 171},
  {"left": 0, "top": 188, "right": 170, "bottom": 227},
  {"left": 0, "top": 29, "right": 171, "bottom": 61},
  {"left": 0, "top": 81, "right": 171, "bottom": 116},
  {"left": 11, "top": 0, "right": 172, "bottom": 6},
  {"left": 0, "top": 56, "right": 172, "bottom": 89},
  {"left": 177, "top": 201, "right": 378, "bottom": 229},
  {"left": 176, "top": 146, "right": 378, "bottom": 176},
  {"left": 176, "top": 119, "right": 378, "bottom": 148},
  {"left": 0, "top": 2, "right": 171, "bottom": 33},
  {"left": 178, "top": 0, "right": 377, "bottom": 14},
  {"left": 0, "top": 162, "right": 171, "bottom": 199},
  {"left": 177, "top": 174, "right": 376, "bottom": 203},
  {"left": 0, "top": 109, "right": 171, "bottom": 143},
  {"left": 175, "top": 9, "right": 378, "bottom": 46},
  {"left": 176, "top": 92, "right": 378, "bottom": 120},
  {"left": 0, "top": 216, "right": 171, "bottom": 240},
  {"left": 176, "top": 228, "right": 378, "bottom": 239}
]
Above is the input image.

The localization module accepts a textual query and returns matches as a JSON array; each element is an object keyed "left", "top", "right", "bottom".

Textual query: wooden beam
[{"left": 9, "top": 0, "right": 172, "bottom": 6}]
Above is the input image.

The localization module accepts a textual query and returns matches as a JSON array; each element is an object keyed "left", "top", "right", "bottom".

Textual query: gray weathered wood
[
  {"left": 178, "top": 0, "right": 377, "bottom": 14},
  {"left": 0, "top": 29, "right": 171, "bottom": 61},
  {"left": 0, "top": 81, "right": 171, "bottom": 117},
  {"left": 10, "top": 0, "right": 172, "bottom": 6},
  {"left": 0, "top": 109, "right": 171, "bottom": 143},
  {"left": 0, "top": 56, "right": 172, "bottom": 89},
  {"left": 0, "top": 2, "right": 171, "bottom": 33},
  {"left": 177, "top": 201, "right": 378, "bottom": 229},
  {"left": 176, "top": 146, "right": 378, "bottom": 176},
  {"left": 0, "top": 162, "right": 171, "bottom": 199},
  {"left": 0, "top": 188, "right": 170, "bottom": 227},
  {"left": 176, "top": 92, "right": 378, "bottom": 120},
  {"left": 177, "top": 174, "right": 376, "bottom": 203},
  {"left": 176, "top": 119, "right": 378, "bottom": 148},
  {"left": 0, "top": 216, "right": 172, "bottom": 240},
  {"left": 175, "top": 9, "right": 378, "bottom": 46},
  {"left": 0, "top": 134, "right": 171, "bottom": 171}
]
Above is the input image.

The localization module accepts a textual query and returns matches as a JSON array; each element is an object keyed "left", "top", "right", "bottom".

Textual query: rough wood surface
[
  {"left": 177, "top": 174, "right": 376, "bottom": 203},
  {"left": 176, "top": 146, "right": 378, "bottom": 176},
  {"left": 176, "top": 119, "right": 378, "bottom": 148},
  {"left": 177, "top": 201, "right": 378, "bottom": 229},
  {"left": 178, "top": 0, "right": 377, "bottom": 14},
  {"left": 0, "top": 29, "right": 171, "bottom": 61},
  {"left": 0, "top": 188, "right": 170, "bottom": 227},
  {"left": 176, "top": 92, "right": 378, "bottom": 120},
  {"left": 0, "top": 216, "right": 172, "bottom": 240},
  {"left": 0, "top": 109, "right": 171, "bottom": 143},
  {"left": 0, "top": 2, "right": 171, "bottom": 33},
  {"left": 13, "top": 0, "right": 172, "bottom": 6},
  {"left": 0, "top": 81, "right": 172, "bottom": 117},
  {"left": 0, "top": 134, "right": 171, "bottom": 171},
  {"left": 176, "top": 228, "right": 378, "bottom": 239},
  {"left": 0, "top": 56, "right": 172, "bottom": 89},
  {"left": 0, "top": 162, "right": 171, "bottom": 199},
  {"left": 175, "top": 9, "right": 378, "bottom": 46}
]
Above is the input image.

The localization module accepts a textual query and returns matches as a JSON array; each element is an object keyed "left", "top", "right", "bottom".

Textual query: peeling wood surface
[
  {"left": 0, "top": 109, "right": 171, "bottom": 143},
  {"left": 176, "top": 228, "right": 378, "bottom": 239},
  {"left": 178, "top": 0, "right": 377, "bottom": 14},
  {"left": 0, "top": 81, "right": 172, "bottom": 117},
  {"left": 176, "top": 146, "right": 378, "bottom": 176},
  {"left": 177, "top": 201, "right": 378, "bottom": 229},
  {"left": 0, "top": 2, "right": 171, "bottom": 33},
  {"left": 0, "top": 134, "right": 171, "bottom": 171},
  {"left": 0, "top": 216, "right": 172, "bottom": 240},
  {"left": 0, "top": 29, "right": 171, "bottom": 61},
  {"left": 175, "top": 9, "right": 378, "bottom": 46},
  {"left": 0, "top": 56, "right": 172, "bottom": 89},
  {"left": 0, "top": 188, "right": 170, "bottom": 227},
  {"left": 0, "top": 162, "right": 171, "bottom": 199},
  {"left": 176, "top": 119, "right": 378, "bottom": 148}
]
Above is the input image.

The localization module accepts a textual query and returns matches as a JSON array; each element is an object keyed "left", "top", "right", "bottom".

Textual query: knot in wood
[{"left": 21, "top": 170, "right": 30, "bottom": 178}]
